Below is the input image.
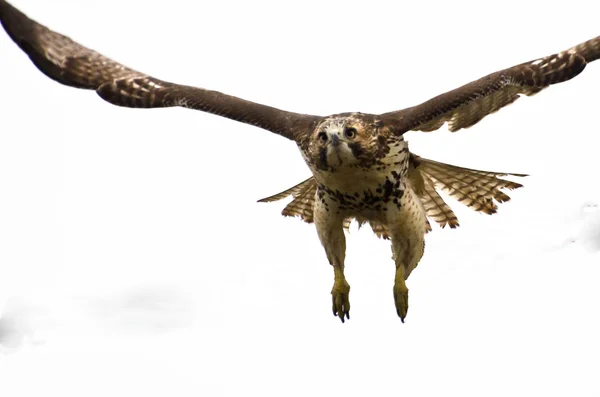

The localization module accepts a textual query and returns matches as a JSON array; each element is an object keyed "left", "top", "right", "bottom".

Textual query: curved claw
[{"left": 331, "top": 279, "right": 350, "bottom": 323}]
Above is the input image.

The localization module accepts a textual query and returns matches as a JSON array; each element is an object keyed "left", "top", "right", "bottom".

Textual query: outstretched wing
[
  {"left": 381, "top": 36, "right": 600, "bottom": 134},
  {"left": 0, "top": 0, "right": 320, "bottom": 140}
]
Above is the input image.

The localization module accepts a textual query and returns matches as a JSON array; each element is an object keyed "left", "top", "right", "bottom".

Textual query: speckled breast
[{"left": 313, "top": 138, "right": 410, "bottom": 218}]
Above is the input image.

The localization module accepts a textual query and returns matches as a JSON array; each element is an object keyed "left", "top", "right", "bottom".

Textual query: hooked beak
[{"left": 331, "top": 134, "right": 340, "bottom": 147}]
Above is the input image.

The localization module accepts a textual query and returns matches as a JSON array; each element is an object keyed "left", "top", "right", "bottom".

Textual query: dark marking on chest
[
  {"left": 317, "top": 172, "right": 405, "bottom": 214},
  {"left": 382, "top": 179, "right": 394, "bottom": 197}
]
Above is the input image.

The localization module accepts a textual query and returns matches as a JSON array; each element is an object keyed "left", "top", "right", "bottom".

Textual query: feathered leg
[
  {"left": 314, "top": 193, "right": 350, "bottom": 323},
  {"left": 391, "top": 237, "right": 410, "bottom": 322},
  {"left": 388, "top": 188, "right": 427, "bottom": 322}
]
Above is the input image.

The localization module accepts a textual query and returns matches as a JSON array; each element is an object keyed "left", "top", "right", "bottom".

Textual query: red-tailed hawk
[{"left": 1, "top": 0, "right": 598, "bottom": 322}]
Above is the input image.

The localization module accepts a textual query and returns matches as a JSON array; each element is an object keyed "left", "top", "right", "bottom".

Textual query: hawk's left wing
[
  {"left": 0, "top": 0, "right": 321, "bottom": 141},
  {"left": 381, "top": 36, "right": 600, "bottom": 134}
]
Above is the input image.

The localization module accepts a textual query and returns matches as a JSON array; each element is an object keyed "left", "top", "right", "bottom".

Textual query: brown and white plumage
[
  {"left": 2, "top": 0, "right": 597, "bottom": 141},
  {"left": 381, "top": 42, "right": 600, "bottom": 134},
  {"left": 1, "top": 0, "right": 598, "bottom": 322},
  {"left": 260, "top": 155, "right": 525, "bottom": 237},
  {"left": 0, "top": 0, "right": 319, "bottom": 140}
]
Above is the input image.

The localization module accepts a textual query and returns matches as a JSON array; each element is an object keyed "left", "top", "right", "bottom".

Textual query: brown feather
[
  {"left": 257, "top": 178, "right": 314, "bottom": 203},
  {"left": 0, "top": 0, "right": 320, "bottom": 140},
  {"left": 369, "top": 221, "right": 391, "bottom": 239},
  {"left": 280, "top": 183, "right": 318, "bottom": 223},
  {"left": 410, "top": 155, "right": 525, "bottom": 218},
  {"left": 419, "top": 174, "right": 459, "bottom": 229},
  {"left": 382, "top": 36, "right": 600, "bottom": 134},
  {"left": 260, "top": 154, "right": 524, "bottom": 233}
]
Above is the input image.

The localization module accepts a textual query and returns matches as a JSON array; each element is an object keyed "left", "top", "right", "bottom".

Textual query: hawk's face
[{"left": 302, "top": 113, "right": 391, "bottom": 172}]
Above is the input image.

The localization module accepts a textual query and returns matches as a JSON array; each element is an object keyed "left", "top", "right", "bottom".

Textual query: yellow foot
[
  {"left": 331, "top": 279, "right": 350, "bottom": 323},
  {"left": 393, "top": 283, "right": 409, "bottom": 322}
]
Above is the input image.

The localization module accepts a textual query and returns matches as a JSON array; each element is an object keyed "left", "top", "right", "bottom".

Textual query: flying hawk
[{"left": 1, "top": 0, "right": 598, "bottom": 322}]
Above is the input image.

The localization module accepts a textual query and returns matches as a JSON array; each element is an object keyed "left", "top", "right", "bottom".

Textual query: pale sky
[{"left": 1, "top": 0, "right": 599, "bottom": 396}]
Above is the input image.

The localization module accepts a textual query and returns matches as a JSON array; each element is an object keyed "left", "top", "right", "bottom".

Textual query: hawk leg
[
  {"left": 314, "top": 196, "right": 350, "bottom": 323},
  {"left": 390, "top": 227, "right": 423, "bottom": 323},
  {"left": 388, "top": 186, "right": 427, "bottom": 322}
]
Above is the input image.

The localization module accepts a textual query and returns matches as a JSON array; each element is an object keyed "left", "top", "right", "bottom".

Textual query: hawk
[{"left": 1, "top": 0, "right": 598, "bottom": 322}]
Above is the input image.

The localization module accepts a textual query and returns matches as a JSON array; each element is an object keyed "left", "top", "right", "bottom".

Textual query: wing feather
[
  {"left": 419, "top": 174, "right": 459, "bottom": 229},
  {"left": 280, "top": 185, "right": 317, "bottom": 222},
  {"left": 0, "top": 0, "right": 320, "bottom": 140},
  {"left": 261, "top": 155, "right": 525, "bottom": 231},
  {"left": 257, "top": 178, "right": 314, "bottom": 203},
  {"left": 382, "top": 36, "right": 600, "bottom": 134},
  {"left": 258, "top": 178, "right": 318, "bottom": 223},
  {"left": 410, "top": 154, "right": 525, "bottom": 223}
]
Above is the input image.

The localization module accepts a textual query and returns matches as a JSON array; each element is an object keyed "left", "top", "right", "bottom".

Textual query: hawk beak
[{"left": 331, "top": 134, "right": 340, "bottom": 147}]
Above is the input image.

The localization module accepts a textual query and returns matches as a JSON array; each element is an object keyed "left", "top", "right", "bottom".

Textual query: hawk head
[{"left": 301, "top": 113, "right": 393, "bottom": 172}]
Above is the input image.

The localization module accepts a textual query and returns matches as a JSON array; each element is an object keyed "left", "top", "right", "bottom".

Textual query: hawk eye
[
  {"left": 344, "top": 127, "right": 357, "bottom": 139},
  {"left": 318, "top": 131, "right": 328, "bottom": 142}
]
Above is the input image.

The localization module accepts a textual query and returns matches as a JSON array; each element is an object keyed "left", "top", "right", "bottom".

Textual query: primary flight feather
[{"left": 1, "top": 0, "right": 598, "bottom": 322}]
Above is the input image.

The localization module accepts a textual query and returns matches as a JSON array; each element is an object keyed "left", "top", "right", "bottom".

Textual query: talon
[
  {"left": 393, "top": 284, "right": 409, "bottom": 322},
  {"left": 331, "top": 278, "right": 350, "bottom": 323}
]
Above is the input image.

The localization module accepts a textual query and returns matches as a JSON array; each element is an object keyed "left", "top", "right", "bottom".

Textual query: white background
[{"left": 1, "top": 0, "right": 599, "bottom": 396}]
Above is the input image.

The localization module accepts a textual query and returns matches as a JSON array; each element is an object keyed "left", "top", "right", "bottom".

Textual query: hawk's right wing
[{"left": 0, "top": 0, "right": 321, "bottom": 141}]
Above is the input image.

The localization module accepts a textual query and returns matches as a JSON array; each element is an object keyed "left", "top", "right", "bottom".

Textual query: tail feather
[{"left": 369, "top": 221, "right": 391, "bottom": 239}]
